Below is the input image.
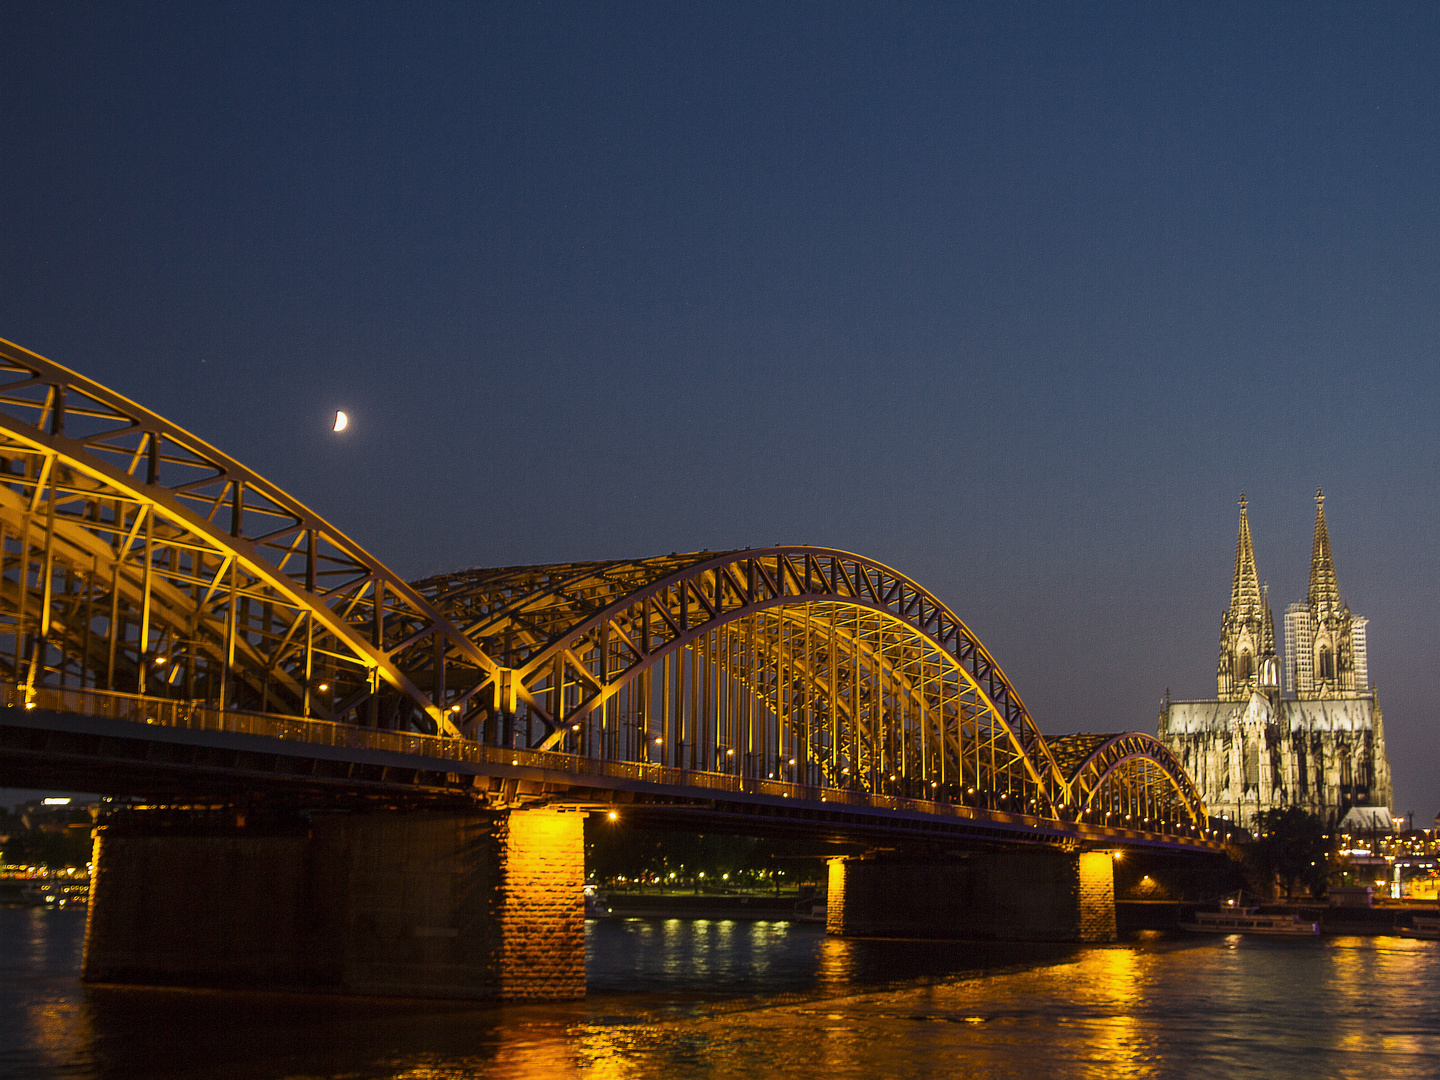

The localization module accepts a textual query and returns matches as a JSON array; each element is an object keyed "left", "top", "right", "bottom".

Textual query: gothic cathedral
[{"left": 1158, "top": 491, "right": 1393, "bottom": 831}]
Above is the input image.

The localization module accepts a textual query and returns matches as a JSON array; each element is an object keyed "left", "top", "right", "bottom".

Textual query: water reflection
[{"left": 6, "top": 909, "right": 1440, "bottom": 1079}]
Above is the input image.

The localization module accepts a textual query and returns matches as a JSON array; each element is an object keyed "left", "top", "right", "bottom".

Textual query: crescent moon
[{"left": 333, "top": 410, "right": 348, "bottom": 433}]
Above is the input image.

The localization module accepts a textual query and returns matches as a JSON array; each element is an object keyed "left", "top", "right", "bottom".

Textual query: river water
[{"left": 4, "top": 906, "right": 1439, "bottom": 1079}]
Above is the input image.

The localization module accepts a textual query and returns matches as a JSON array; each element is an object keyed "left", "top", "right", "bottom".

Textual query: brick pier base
[
  {"left": 81, "top": 806, "right": 586, "bottom": 1000},
  {"left": 826, "top": 848, "right": 1115, "bottom": 943}
]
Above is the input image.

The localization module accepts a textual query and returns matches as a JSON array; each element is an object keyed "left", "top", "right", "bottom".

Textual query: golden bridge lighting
[{"left": 0, "top": 336, "right": 1212, "bottom": 853}]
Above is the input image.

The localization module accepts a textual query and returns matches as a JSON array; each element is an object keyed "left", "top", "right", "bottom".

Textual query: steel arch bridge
[{"left": 0, "top": 337, "right": 1210, "bottom": 840}]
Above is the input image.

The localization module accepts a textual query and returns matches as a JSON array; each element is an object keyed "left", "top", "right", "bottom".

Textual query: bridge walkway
[{"left": 1, "top": 681, "right": 1220, "bottom": 853}]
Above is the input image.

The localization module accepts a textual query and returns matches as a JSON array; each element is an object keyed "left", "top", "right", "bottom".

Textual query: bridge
[{"left": 0, "top": 337, "right": 1222, "bottom": 999}]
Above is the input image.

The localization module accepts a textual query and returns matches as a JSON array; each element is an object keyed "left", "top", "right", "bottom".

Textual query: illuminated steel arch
[
  {"left": 413, "top": 548, "right": 1076, "bottom": 812},
  {"left": 1048, "top": 732, "right": 1208, "bottom": 830},
  {"left": 0, "top": 338, "right": 1208, "bottom": 832},
  {"left": 0, "top": 337, "right": 496, "bottom": 734}
]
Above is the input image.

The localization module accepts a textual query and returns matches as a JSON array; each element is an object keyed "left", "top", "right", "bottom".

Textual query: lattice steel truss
[
  {"left": 415, "top": 549, "right": 1074, "bottom": 814},
  {"left": 0, "top": 338, "right": 492, "bottom": 735},
  {"left": 1049, "top": 732, "right": 1208, "bottom": 833},
  {"left": 0, "top": 337, "right": 1208, "bottom": 831}
]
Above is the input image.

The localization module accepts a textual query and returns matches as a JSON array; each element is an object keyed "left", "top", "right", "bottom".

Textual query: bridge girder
[
  {"left": 0, "top": 338, "right": 1210, "bottom": 835},
  {"left": 0, "top": 337, "right": 496, "bottom": 734},
  {"left": 415, "top": 550, "right": 1209, "bottom": 827},
  {"left": 1050, "top": 731, "right": 1209, "bottom": 830}
]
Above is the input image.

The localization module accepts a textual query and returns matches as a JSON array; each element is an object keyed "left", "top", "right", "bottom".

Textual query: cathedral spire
[
  {"left": 1230, "top": 493, "right": 1262, "bottom": 618},
  {"left": 1218, "top": 494, "right": 1276, "bottom": 699},
  {"left": 1308, "top": 488, "right": 1341, "bottom": 619}
]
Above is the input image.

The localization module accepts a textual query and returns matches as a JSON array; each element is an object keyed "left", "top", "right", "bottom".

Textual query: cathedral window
[
  {"left": 1318, "top": 647, "right": 1334, "bottom": 681},
  {"left": 1237, "top": 651, "right": 1251, "bottom": 680}
]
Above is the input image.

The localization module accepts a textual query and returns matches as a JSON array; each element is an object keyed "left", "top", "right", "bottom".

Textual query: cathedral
[{"left": 1157, "top": 490, "right": 1393, "bottom": 832}]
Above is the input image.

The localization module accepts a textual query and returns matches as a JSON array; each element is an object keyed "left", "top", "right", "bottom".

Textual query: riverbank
[
  {"left": 1118, "top": 899, "right": 1440, "bottom": 935},
  {"left": 601, "top": 894, "right": 1440, "bottom": 935},
  {"left": 602, "top": 891, "right": 822, "bottom": 920}
]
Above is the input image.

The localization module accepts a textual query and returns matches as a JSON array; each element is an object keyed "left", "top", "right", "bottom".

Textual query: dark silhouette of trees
[
  {"left": 2, "top": 826, "right": 92, "bottom": 870},
  {"left": 1245, "top": 807, "right": 1330, "bottom": 899},
  {"left": 584, "top": 821, "right": 833, "bottom": 889}
]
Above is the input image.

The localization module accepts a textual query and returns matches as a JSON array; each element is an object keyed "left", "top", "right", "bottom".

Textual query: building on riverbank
[{"left": 1158, "top": 491, "right": 1392, "bottom": 832}]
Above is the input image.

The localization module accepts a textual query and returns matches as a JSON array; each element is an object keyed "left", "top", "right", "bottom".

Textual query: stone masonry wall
[
  {"left": 825, "top": 857, "right": 847, "bottom": 936},
  {"left": 1077, "top": 851, "right": 1117, "bottom": 943},
  {"left": 497, "top": 808, "right": 586, "bottom": 999}
]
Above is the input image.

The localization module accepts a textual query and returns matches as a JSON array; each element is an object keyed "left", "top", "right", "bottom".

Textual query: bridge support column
[
  {"left": 81, "top": 805, "right": 585, "bottom": 999},
  {"left": 826, "top": 849, "right": 1115, "bottom": 943}
]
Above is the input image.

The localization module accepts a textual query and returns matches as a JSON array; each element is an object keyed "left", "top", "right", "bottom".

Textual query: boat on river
[
  {"left": 1181, "top": 908, "right": 1319, "bottom": 936},
  {"left": 1400, "top": 914, "right": 1440, "bottom": 940},
  {"left": 792, "top": 900, "right": 827, "bottom": 923}
]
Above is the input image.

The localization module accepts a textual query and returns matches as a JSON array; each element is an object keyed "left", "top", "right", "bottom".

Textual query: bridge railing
[{"left": 5, "top": 681, "right": 1206, "bottom": 844}]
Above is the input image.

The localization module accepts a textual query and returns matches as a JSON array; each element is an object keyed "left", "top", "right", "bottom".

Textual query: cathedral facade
[{"left": 1158, "top": 491, "right": 1393, "bottom": 833}]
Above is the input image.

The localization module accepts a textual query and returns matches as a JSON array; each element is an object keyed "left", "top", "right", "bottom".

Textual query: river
[{"left": 4, "top": 906, "right": 1438, "bottom": 1078}]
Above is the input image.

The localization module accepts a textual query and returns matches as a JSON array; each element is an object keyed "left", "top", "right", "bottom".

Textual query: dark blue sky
[{"left": 2, "top": 4, "right": 1437, "bottom": 814}]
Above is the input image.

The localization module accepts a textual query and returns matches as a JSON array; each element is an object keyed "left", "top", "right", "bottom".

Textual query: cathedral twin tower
[
  {"left": 1219, "top": 490, "right": 1368, "bottom": 702},
  {"left": 1159, "top": 490, "right": 1392, "bottom": 831}
]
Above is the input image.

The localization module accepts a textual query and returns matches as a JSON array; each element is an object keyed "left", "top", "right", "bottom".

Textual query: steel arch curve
[
  {"left": 1052, "top": 732, "right": 1208, "bottom": 828},
  {"left": 0, "top": 337, "right": 496, "bottom": 733},
  {"left": 414, "top": 548, "right": 1073, "bottom": 808},
  {"left": 0, "top": 338, "right": 1210, "bottom": 837}
]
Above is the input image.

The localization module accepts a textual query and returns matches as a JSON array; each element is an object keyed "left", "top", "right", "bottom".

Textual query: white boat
[
  {"left": 792, "top": 900, "right": 827, "bottom": 923},
  {"left": 1181, "top": 908, "right": 1319, "bottom": 936},
  {"left": 584, "top": 886, "right": 612, "bottom": 918},
  {"left": 1400, "top": 914, "right": 1440, "bottom": 940}
]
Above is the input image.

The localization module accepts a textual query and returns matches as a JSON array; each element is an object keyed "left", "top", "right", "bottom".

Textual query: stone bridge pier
[
  {"left": 826, "top": 849, "right": 1116, "bottom": 943},
  {"left": 82, "top": 805, "right": 587, "bottom": 1000}
]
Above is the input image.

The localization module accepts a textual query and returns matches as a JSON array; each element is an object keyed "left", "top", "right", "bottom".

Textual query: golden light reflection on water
[
  {"left": 9, "top": 910, "right": 1440, "bottom": 1079},
  {"left": 817, "top": 933, "right": 856, "bottom": 988},
  {"left": 1067, "top": 945, "right": 1150, "bottom": 1077},
  {"left": 485, "top": 1020, "right": 592, "bottom": 1080},
  {"left": 20, "top": 908, "right": 94, "bottom": 1074},
  {"left": 1318, "top": 935, "right": 1440, "bottom": 1071},
  {"left": 570, "top": 941, "right": 1171, "bottom": 1080},
  {"left": 578, "top": 933, "right": 1440, "bottom": 1080},
  {"left": 26, "top": 1000, "right": 94, "bottom": 1070}
]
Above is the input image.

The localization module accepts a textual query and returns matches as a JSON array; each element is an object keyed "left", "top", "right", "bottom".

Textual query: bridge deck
[{"left": 1, "top": 685, "right": 1221, "bottom": 854}]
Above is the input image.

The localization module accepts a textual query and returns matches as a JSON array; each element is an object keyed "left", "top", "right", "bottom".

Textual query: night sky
[{"left": 2, "top": 5, "right": 1437, "bottom": 815}]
